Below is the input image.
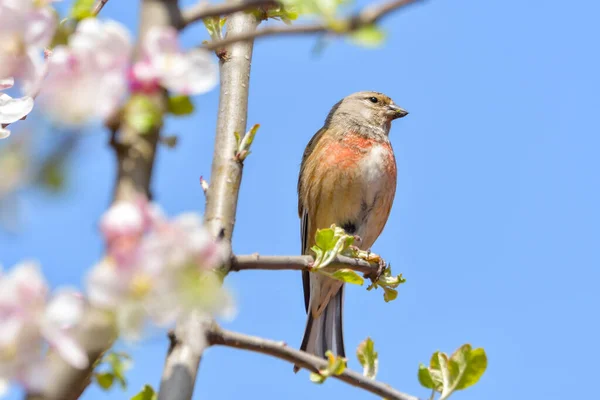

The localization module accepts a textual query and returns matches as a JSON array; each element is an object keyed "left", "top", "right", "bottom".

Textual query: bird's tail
[{"left": 294, "top": 287, "right": 345, "bottom": 372}]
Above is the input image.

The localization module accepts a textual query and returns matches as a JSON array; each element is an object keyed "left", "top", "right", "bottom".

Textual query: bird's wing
[{"left": 298, "top": 127, "right": 328, "bottom": 312}]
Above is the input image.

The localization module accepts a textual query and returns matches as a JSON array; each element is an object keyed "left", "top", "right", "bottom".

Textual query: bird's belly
[{"left": 313, "top": 143, "right": 396, "bottom": 249}]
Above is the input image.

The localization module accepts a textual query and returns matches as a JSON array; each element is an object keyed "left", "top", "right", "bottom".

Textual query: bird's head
[{"left": 326, "top": 91, "right": 408, "bottom": 134}]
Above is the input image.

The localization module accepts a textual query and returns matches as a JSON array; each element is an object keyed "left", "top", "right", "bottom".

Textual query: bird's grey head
[{"left": 325, "top": 91, "right": 408, "bottom": 135}]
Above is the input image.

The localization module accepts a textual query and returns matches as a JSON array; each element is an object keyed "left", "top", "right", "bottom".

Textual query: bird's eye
[{"left": 368, "top": 97, "right": 378, "bottom": 103}]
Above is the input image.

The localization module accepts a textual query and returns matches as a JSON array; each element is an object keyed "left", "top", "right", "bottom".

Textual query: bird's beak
[{"left": 388, "top": 104, "right": 409, "bottom": 119}]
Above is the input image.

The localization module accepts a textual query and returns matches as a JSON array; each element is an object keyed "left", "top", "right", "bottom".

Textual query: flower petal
[
  {"left": 144, "top": 26, "right": 180, "bottom": 58},
  {"left": 0, "top": 78, "right": 14, "bottom": 90},
  {"left": 0, "top": 94, "right": 34, "bottom": 124},
  {"left": 42, "top": 326, "right": 88, "bottom": 369},
  {"left": 24, "top": 7, "right": 57, "bottom": 48},
  {"left": 44, "top": 290, "right": 84, "bottom": 329},
  {"left": 158, "top": 49, "right": 218, "bottom": 95},
  {"left": 0, "top": 127, "right": 10, "bottom": 139}
]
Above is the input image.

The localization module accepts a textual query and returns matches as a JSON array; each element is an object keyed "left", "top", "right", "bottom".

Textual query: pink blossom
[
  {"left": 87, "top": 200, "right": 233, "bottom": 341},
  {"left": 37, "top": 18, "right": 132, "bottom": 125},
  {"left": 130, "top": 26, "right": 218, "bottom": 95},
  {"left": 0, "top": 78, "right": 34, "bottom": 139},
  {"left": 0, "top": 261, "right": 87, "bottom": 395},
  {"left": 0, "top": 0, "right": 57, "bottom": 93}
]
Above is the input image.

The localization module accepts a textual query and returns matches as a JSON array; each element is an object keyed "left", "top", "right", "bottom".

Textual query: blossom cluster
[
  {"left": 0, "top": 262, "right": 87, "bottom": 395},
  {"left": 0, "top": 1, "right": 218, "bottom": 137},
  {"left": 1, "top": 200, "right": 233, "bottom": 395},
  {"left": 87, "top": 198, "right": 233, "bottom": 343}
]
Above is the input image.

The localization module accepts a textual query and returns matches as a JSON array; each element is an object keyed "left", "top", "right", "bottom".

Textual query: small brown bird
[{"left": 297, "top": 91, "right": 408, "bottom": 361}]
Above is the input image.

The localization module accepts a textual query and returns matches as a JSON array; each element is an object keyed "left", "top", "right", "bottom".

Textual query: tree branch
[
  {"left": 92, "top": 0, "right": 110, "bottom": 15},
  {"left": 158, "top": 6, "right": 260, "bottom": 400},
  {"left": 206, "top": 325, "right": 420, "bottom": 400},
  {"left": 179, "top": 0, "right": 278, "bottom": 30},
  {"left": 25, "top": 1, "right": 181, "bottom": 399},
  {"left": 231, "top": 254, "right": 383, "bottom": 278},
  {"left": 202, "top": 0, "right": 422, "bottom": 50}
]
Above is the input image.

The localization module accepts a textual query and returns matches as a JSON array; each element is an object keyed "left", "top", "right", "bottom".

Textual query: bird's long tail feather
[{"left": 294, "top": 287, "right": 345, "bottom": 372}]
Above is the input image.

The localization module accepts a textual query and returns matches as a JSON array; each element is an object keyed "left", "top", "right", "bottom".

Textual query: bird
[{"left": 296, "top": 90, "right": 408, "bottom": 364}]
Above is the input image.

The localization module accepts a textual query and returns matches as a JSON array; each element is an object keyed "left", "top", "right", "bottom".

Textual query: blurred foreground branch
[
  {"left": 25, "top": 1, "right": 180, "bottom": 399},
  {"left": 203, "top": 0, "right": 422, "bottom": 50}
]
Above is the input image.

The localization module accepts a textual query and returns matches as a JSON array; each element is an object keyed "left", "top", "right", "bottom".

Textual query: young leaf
[
  {"left": 356, "top": 337, "right": 378, "bottom": 379},
  {"left": 70, "top": 0, "right": 95, "bottom": 20},
  {"left": 124, "top": 95, "right": 163, "bottom": 134},
  {"left": 331, "top": 268, "right": 364, "bottom": 285},
  {"left": 314, "top": 227, "right": 335, "bottom": 250},
  {"left": 94, "top": 351, "right": 132, "bottom": 392},
  {"left": 349, "top": 25, "right": 386, "bottom": 48},
  {"left": 94, "top": 372, "right": 114, "bottom": 390},
  {"left": 418, "top": 345, "right": 487, "bottom": 400},
  {"left": 366, "top": 264, "right": 406, "bottom": 302},
  {"left": 450, "top": 345, "right": 487, "bottom": 390},
  {"left": 131, "top": 384, "right": 157, "bottom": 400},
  {"left": 167, "top": 96, "right": 195, "bottom": 116},
  {"left": 309, "top": 372, "right": 326, "bottom": 384},
  {"left": 383, "top": 287, "right": 398, "bottom": 302},
  {"left": 309, "top": 351, "right": 346, "bottom": 384}
]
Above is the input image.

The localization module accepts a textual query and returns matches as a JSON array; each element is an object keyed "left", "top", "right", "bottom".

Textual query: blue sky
[{"left": 2, "top": 0, "right": 599, "bottom": 399}]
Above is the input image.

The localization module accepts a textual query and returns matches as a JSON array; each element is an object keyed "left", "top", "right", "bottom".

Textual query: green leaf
[
  {"left": 451, "top": 345, "right": 487, "bottom": 390},
  {"left": 261, "top": 4, "right": 299, "bottom": 24},
  {"left": 309, "top": 372, "right": 326, "bottom": 384},
  {"left": 418, "top": 345, "right": 487, "bottom": 400},
  {"left": 39, "top": 160, "right": 65, "bottom": 191},
  {"left": 383, "top": 287, "right": 397, "bottom": 302},
  {"left": 131, "top": 384, "right": 157, "bottom": 400},
  {"left": 365, "top": 264, "right": 406, "bottom": 302},
  {"left": 349, "top": 25, "right": 386, "bottom": 48},
  {"left": 356, "top": 337, "right": 378, "bottom": 379},
  {"left": 167, "top": 95, "right": 195, "bottom": 116},
  {"left": 203, "top": 16, "right": 227, "bottom": 40},
  {"left": 94, "top": 372, "right": 114, "bottom": 390},
  {"left": 94, "top": 351, "right": 132, "bottom": 392},
  {"left": 234, "top": 124, "right": 260, "bottom": 161},
  {"left": 309, "top": 351, "right": 346, "bottom": 384},
  {"left": 124, "top": 95, "right": 162, "bottom": 134},
  {"left": 331, "top": 268, "right": 364, "bottom": 285},
  {"left": 314, "top": 227, "right": 335, "bottom": 250},
  {"left": 418, "top": 363, "right": 437, "bottom": 390},
  {"left": 70, "top": 0, "right": 95, "bottom": 20}
]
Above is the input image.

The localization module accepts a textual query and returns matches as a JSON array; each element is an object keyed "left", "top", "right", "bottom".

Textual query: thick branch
[
  {"left": 207, "top": 325, "right": 420, "bottom": 400},
  {"left": 232, "top": 254, "right": 381, "bottom": 277},
  {"left": 158, "top": 6, "right": 259, "bottom": 400},
  {"left": 179, "top": 0, "right": 278, "bottom": 30},
  {"left": 25, "top": 1, "right": 180, "bottom": 400},
  {"left": 202, "top": 0, "right": 421, "bottom": 50}
]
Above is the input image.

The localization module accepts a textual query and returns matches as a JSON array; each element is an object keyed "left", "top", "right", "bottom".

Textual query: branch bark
[
  {"left": 206, "top": 325, "right": 420, "bottom": 400},
  {"left": 158, "top": 6, "right": 260, "bottom": 400},
  {"left": 25, "top": 1, "right": 180, "bottom": 399},
  {"left": 179, "top": 0, "right": 278, "bottom": 30},
  {"left": 231, "top": 254, "right": 383, "bottom": 278},
  {"left": 202, "top": 0, "right": 421, "bottom": 50},
  {"left": 92, "top": 0, "right": 110, "bottom": 15}
]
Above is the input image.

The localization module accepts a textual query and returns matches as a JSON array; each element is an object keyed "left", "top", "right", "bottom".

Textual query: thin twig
[
  {"left": 231, "top": 254, "right": 381, "bottom": 278},
  {"left": 179, "top": 0, "right": 279, "bottom": 29},
  {"left": 202, "top": 0, "right": 422, "bottom": 50},
  {"left": 207, "top": 325, "right": 420, "bottom": 400},
  {"left": 92, "top": 0, "right": 109, "bottom": 16},
  {"left": 158, "top": 6, "right": 260, "bottom": 400}
]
